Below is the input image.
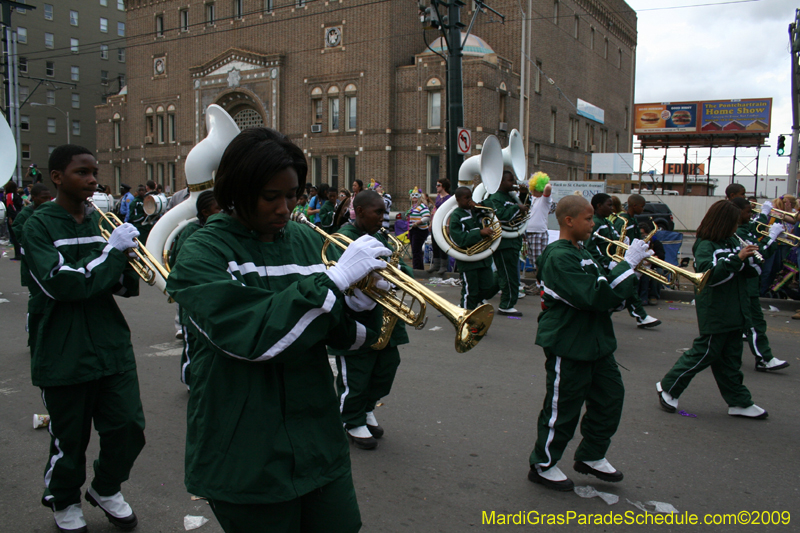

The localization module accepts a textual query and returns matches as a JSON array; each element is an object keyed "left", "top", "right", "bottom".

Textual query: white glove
[
  {"left": 108, "top": 223, "right": 139, "bottom": 252},
  {"left": 760, "top": 201, "right": 773, "bottom": 216},
  {"left": 623, "top": 236, "right": 630, "bottom": 245},
  {"left": 768, "top": 222, "right": 783, "bottom": 241},
  {"left": 325, "top": 235, "right": 391, "bottom": 292},
  {"left": 370, "top": 276, "right": 392, "bottom": 292},
  {"left": 344, "top": 288, "right": 377, "bottom": 312},
  {"left": 623, "top": 238, "right": 653, "bottom": 269}
]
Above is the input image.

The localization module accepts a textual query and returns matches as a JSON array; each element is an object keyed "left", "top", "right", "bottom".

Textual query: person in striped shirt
[
  {"left": 23, "top": 145, "right": 144, "bottom": 532},
  {"left": 406, "top": 186, "right": 430, "bottom": 270}
]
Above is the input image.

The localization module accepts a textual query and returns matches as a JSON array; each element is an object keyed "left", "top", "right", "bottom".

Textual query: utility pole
[
  {"left": 1, "top": 0, "right": 33, "bottom": 119},
  {"left": 788, "top": 10, "right": 800, "bottom": 195}
]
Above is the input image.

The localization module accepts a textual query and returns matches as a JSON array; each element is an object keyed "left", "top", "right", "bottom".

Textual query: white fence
[{"left": 615, "top": 194, "right": 720, "bottom": 232}]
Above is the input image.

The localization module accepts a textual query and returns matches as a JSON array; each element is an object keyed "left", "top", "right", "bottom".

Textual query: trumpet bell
[{"left": 456, "top": 303, "right": 494, "bottom": 353}]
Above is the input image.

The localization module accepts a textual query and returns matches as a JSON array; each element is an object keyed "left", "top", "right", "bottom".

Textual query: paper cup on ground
[{"left": 33, "top": 414, "right": 50, "bottom": 429}]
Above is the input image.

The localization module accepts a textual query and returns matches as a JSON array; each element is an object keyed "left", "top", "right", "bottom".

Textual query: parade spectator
[
  {"left": 4, "top": 180, "right": 24, "bottom": 260},
  {"left": 308, "top": 183, "right": 329, "bottom": 224},
  {"left": 406, "top": 186, "right": 430, "bottom": 270},
  {"left": 428, "top": 178, "right": 451, "bottom": 274},
  {"left": 120, "top": 184, "right": 134, "bottom": 221},
  {"left": 292, "top": 193, "right": 309, "bottom": 218},
  {"left": 526, "top": 173, "right": 552, "bottom": 281}
]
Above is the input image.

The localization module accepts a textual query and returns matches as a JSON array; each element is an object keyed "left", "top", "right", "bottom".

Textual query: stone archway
[{"left": 214, "top": 88, "right": 268, "bottom": 132}]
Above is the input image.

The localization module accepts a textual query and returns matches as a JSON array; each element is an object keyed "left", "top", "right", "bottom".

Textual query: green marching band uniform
[
  {"left": 21, "top": 201, "right": 145, "bottom": 512},
  {"left": 486, "top": 189, "right": 523, "bottom": 310},
  {"left": 127, "top": 195, "right": 152, "bottom": 244},
  {"left": 584, "top": 213, "right": 620, "bottom": 271},
  {"left": 327, "top": 223, "right": 410, "bottom": 432},
  {"left": 737, "top": 213, "right": 782, "bottom": 368},
  {"left": 166, "top": 213, "right": 380, "bottom": 530},
  {"left": 12, "top": 203, "right": 47, "bottom": 353},
  {"left": 530, "top": 240, "right": 638, "bottom": 472},
  {"left": 659, "top": 236, "right": 760, "bottom": 408},
  {"left": 169, "top": 220, "right": 202, "bottom": 387},
  {"left": 319, "top": 199, "right": 337, "bottom": 234},
  {"left": 612, "top": 212, "right": 652, "bottom": 322},
  {"left": 448, "top": 206, "right": 495, "bottom": 310}
]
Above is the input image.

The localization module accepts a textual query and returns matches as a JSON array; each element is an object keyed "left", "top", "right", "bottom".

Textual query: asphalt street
[{"left": 1, "top": 248, "right": 798, "bottom": 532}]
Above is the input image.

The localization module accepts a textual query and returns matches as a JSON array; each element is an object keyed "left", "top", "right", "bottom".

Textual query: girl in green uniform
[
  {"left": 657, "top": 200, "right": 768, "bottom": 419},
  {"left": 166, "top": 128, "right": 390, "bottom": 533}
]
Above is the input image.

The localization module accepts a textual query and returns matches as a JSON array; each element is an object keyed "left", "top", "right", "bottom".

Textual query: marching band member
[
  {"left": 487, "top": 169, "right": 528, "bottom": 316},
  {"left": 584, "top": 193, "right": 620, "bottom": 271},
  {"left": 657, "top": 200, "right": 769, "bottom": 419},
  {"left": 528, "top": 195, "right": 649, "bottom": 491},
  {"left": 612, "top": 194, "right": 660, "bottom": 328},
  {"left": 24, "top": 145, "right": 144, "bottom": 532},
  {"left": 449, "top": 186, "right": 495, "bottom": 310},
  {"left": 731, "top": 197, "right": 789, "bottom": 372},
  {"left": 328, "top": 190, "right": 410, "bottom": 450},
  {"left": 166, "top": 128, "right": 388, "bottom": 533},
  {"left": 319, "top": 186, "right": 339, "bottom": 234}
]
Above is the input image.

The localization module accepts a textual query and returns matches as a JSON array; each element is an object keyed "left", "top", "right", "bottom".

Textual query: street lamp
[{"left": 30, "top": 102, "right": 69, "bottom": 144}]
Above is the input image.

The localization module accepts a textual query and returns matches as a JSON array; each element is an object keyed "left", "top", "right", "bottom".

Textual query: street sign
[{"left": 457, "top": 127, "right": 471, "bottom": 154}]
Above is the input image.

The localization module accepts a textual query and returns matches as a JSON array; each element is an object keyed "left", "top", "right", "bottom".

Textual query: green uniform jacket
[
  {"left": 487, "top": 190, "right": 523, "bottom": 251},
  {"left": 128, "top": 196, "right": 146, "bottom": 225},
  {"left": 166, "top": 213, "right": 380, "bottom": 505},
  {"left": 736, "top": 219, "right": 778, "bottom": 298},
  {"left": 448, "top": 207, "right": 493, "bottom": 271},
  {"left": 13, "top": 204, "right": 36, "bottom": 288},
  {"left": 23, "top": 202, "right": 139, "bottom": 387},
  {"left": 327, "top": 223, "right": 410, "bottom": 356},
  {"left": 168, "top": 221, "right": 200, "bottom": 269},
  {"left": 613, "top": 212, "right": 638, "bottom": 239},
  {"left": 693, "top": 237, "right": 760, "bottom": 334},
  {"left": 584, "top": 214, "right": 621, "bottom": 271},
  {"left": 535, "top": 240, "right": 638, "bottom": 361},
  {"left": 319, "top": 200, "right": 336, "bottom": 233}
]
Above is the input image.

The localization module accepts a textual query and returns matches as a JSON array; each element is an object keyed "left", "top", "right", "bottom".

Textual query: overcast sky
[{"left": 626, "top": 0, "right": 796, "bottom": 183}]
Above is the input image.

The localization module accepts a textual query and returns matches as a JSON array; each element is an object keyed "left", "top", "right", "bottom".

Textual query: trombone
[
  {"left": 593, "top": 232, "right": 711, "bottom": 292},
  {"left": 292, "top": 213, "right": 494, "bottom": 353},
  {"left": 754, "top": 222, "right": 800, "bottom": 247},
  {"left": 87, "top": 199, "right": 170, "bottom": 287},
  {"left": 750, "top": 201, "right": 797, "bottom": 222}
]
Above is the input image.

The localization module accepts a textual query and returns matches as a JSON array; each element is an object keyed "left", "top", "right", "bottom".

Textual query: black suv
[{"left": 634, "top": 202, "right": 675, "bottom": 232}]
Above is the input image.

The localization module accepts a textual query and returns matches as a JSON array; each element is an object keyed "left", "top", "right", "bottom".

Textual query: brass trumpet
[
  {"left": 750, "top": 201, "right": 797, "bottom": 222},
  {"left": 87, "top": 199, "right": 170, "bottom": 287},
  {"left": 735, "top": 234, "right": 763, "bottom": 262},
  {"left": 292, "top": 213, "right": 494, "bottom": 353},
  {"left": 754, "top": 222, "right": 800, "bottom": 246},
  {"left": 593, "top": 232, "right": 711, "bottom": 292}
]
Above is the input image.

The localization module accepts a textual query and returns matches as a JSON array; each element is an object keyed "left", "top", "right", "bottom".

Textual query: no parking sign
[{"left": 457, "top": 128, "right": 471, "bottom": 154}]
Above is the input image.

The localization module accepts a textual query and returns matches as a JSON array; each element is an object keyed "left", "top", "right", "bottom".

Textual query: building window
[
  {"left": 233, "top": 0, "right": 243, "bottom": 19},
  {"left": 346, "top": 156, "right": 356, "bottom": 182},
  {"left": 297, "top": 0, "right": 306, "bottom": 7},
  {"left": 206, "top": 2, "right": 215, "bottom": 25},
  {"left": 534, "top": 60, "right": 542, "bottom": 94},
  {"left": 44, "top": 4, "right": 53, "bottom": 20},
  {"left": 47, "top": 118, "right": 56, "bottom": 134},
  {"left": 71, "top": 66, "right": 79, "bottom": 81},
  {"left": 119, "top": 73, "right": 126, "bottom": 86},
  {"left": 114, "top": 121, "right": 121, "bottom": 148},
  {"left": 601, "top": 129, "right": 608, "bottom": 152},
  {"left": 117, "top": 0, "right": 124, "bottom": 10},
  {"left": 616, "top": 133, "right": 620, "bottom": 152},
  {"left": 69, "top": 10, "right": 78, "bottom": 26},
  {"left": 72, "top": 121, "right": 81, "bottom": 136},
  {"left": 168, "top": 163, "right": 176, "bottom": 193},
  {"left": 180, "top": 9, "right": 189, "bottom": 31},
  {"left": 265, "top": 0, "right": 273, "bottom": 13},
  {"left": 100, "top": 44, "right": 108, "bottom": 59},
  {"left": 328, "top": 156, "right": 339, "bottom": 190},
  {"left": 18, "top": 56, "right": 27, "bottom": 73},
  {"left": 20, "top": 115, "right": 30, "bottom": 131},
  {"left": 22, "top": 143, "right": 30, "bottom": 160},
  {"left": 618, "top": 48, "right": 622, "bottom": 68},
  {"left": 117, "top": 21, "right": 125, "bottom": 36},
  {"left": 17, "top": 27, "right": 27, "bottom": 44},
  {"left": 568, "top": 117, "right": 579, "bottom": 148},
  {"left": 118, "top": 48, "right": 126, "bottom": 62},
  {"left": 624, "top": 106, "right": 629, "bottom": 130},
  {"left": 346, "top": 95, "right": 356, "bottom": 131},
  {"left": 533, "top": 143, "right": 540, "bottom": 166},
  {"left": 19, "top": 86, "right": 29, "bottom": 102},
  {"left": 46, "top": 61, "right": 54, "bottom": 77},
  {"left": 99, "top": 17, "right": 108, "bottom": 33},
  {"left": 311, "top": 156, "right": 321, "bottom": 186},
  {"left": 147, "top": 164, "right": 153, "bottom": 181},
  {"left": 100, "top": 0, "right": 108, "bottom": 6},
  {"left": 44, "top": 32, "right": 53, "bottom": 48},
  {"left": 101, "top": 70, "right": 109, "bottom": 84},
  {"left": 604, "top": 38, "right": 609, "bottom": 59},
  {"left": 157, "top": 115, "right": 165, "bottom": 144},
  {"left": 70, "top": 38, "right": 79, "bottom": 53},
  {"left": 46, "top": 89, "right": 55, "bottom": 105},
  {"left": 48, "top": 145, "right": 56, "bottom": 155},
  {"left": 427, "top": 155, "right": 440, "bottom": 192},
  {"left": 499, "top": 93, "right": 507, "bottom": 124},
  {"left": 553, "top": 0, "right": 558, "bottom": 24},
  {"left": 157, "top": 163, "right": 165, "bottom": 186},
  {"left": 168, "top": 110, "right": 176, "bottom": 143},
  {"left": 15, "top": 0, "right": 26, "bottom": 13},
  {"left": 313, "top": 98, "right": 322, "bottom": 123},
  {"left": 550, "top": 108, "right": 557, "bottom": 144},
  {"left": 114, "top": 166, "right": 121, "bottom": 192},
  {"left": 328, "top": 87, "right": 340, "bottom": 132},
  {"left": 428, "top": 91, "right": 442, "bottom": 129},
  {"left": 590, "top": 27, "right": 594, "bottom": 50},
  {"left": 71, "top": 93, "right": 80, "bottom": 109},
  {"left": 156, "top": 14, "right": 164, "bottom": 36},
  {"left": 574, "top": 15, "right": 579, "bottom": 38}
]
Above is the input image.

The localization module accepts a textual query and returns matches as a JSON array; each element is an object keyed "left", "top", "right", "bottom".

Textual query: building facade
[
  {"left": 96, "top": 0, "right": 636, "bottom": 208},
  {"left": 7, "top": 0, "right": 127, "bottom": 177}
]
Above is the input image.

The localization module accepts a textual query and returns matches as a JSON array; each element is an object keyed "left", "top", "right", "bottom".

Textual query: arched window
[
  {"left": 311, "top": 86, "right": 323, "bottom": 125},
  {"left": 327, "top": 86, "right": 340, "bottom": 132},
  {"left": 426, "top": 78, "right": 442, "bottom": 129},
  {"left": 344, "top": 84, "right": 357, "bottom": 132},
  {"left": 167, "top": 104, "right": 176, "bottom": 143},
  {"left": 113, "top": 112, "right": 122, "bottom": 149}
]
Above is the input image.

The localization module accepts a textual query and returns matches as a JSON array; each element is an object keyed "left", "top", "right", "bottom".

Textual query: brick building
[{"left": 96, "top": 0, "right": 637, "bottom": 208}]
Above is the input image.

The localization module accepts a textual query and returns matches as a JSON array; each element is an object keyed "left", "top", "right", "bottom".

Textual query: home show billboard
[{"left": 634, "top": 98, "right": 772, "bottom": 136}]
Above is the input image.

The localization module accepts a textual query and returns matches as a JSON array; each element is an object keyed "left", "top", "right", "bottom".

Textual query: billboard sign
[{"left": 634, "top": 98, "right": 771, "bottom": 136}]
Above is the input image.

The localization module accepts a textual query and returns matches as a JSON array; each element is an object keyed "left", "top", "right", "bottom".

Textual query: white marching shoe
[
  {"left": 53, "top": 503, "right": 88, "bottom": 533},
  {"left": 637, "top": 315, "right": 661, "bottom": 328},
  {"left": 728, "top": 405, "right": 768, "bottom": 419},
  {"left": 86, "top": 486, "right": 138, "bottom": 530},
  {"left": 656, "top": 382, "right": 678, "bottom": 413}
]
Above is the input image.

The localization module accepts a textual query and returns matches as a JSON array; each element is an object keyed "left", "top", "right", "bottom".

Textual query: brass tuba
[{"left": 292, "top": 213, "right": 494, "bottom": 353}]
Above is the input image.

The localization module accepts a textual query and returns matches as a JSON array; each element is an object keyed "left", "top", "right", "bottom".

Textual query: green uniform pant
[
  {"left": 40, "top": 370, "right": 146, "bottom": 511},
  {"left": 625, "top": 292, "right": 649, "bottom": 322},
  {"left": 745, "top": 296, "right": 774, "bottom": 363},
  {"left": 530, "top": 352, "right": 624, "bottom": 469},
  {"left": 661, "top": 330, "right": 753, "bottom": 408},
  {"left": 490, "top": 247, "right": 520, "bottom": 309},
  {"left": 459, "top": 267, "right": 494, "bottom": 310},
  {"left": 336, "top": 346, "right": 400, "bottom": 429},
  {"left": 180, "top": 324, "right": 196, "bottom": 388},
  {"left": 209, "top": 471, "right": 361, "bottom": 533}
]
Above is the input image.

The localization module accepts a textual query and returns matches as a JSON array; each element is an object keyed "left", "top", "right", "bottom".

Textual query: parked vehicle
[{"left": 635, "top": 201, "right": 675, "bottom": 232}]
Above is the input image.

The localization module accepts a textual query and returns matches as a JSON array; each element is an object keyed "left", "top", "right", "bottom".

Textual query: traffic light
[{"left": 777, "top": 135, "right": 786, "bottom": 156}]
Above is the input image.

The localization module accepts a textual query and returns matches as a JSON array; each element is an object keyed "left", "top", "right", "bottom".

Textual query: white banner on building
[
  {"left": 591, "top": 153, "right": 634, "bottom": 174},
  {"left": 545, "top": 180, "right": 607, "bottom": 230}
]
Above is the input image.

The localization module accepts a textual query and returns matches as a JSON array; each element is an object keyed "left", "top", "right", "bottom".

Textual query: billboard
[{"left": 634, "top": 98, "right": 771, "bottom": 136}]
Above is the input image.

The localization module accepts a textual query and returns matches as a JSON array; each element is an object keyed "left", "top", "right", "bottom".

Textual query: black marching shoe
[
  {"left": 347, "top": 426, "right": 378, "bottom": 450},
  {"left": 85, "top": 487, "right": 138, "bottom": 530},
  {"left": 574, "top": 459, "right": 624, "bottom": 482},
  {"left": 527, "top": 466, "right": 574, "bottom": 492},
  {"left": 365, "top": 411, "right": 384, "bottom": 439},
  {"left": 755, "top": 358, "right": 790, "bottom": 372}
]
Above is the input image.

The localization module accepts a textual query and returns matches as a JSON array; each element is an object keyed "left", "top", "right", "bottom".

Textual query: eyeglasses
[{"left": 436, "top": 183, "right": 442, "bottom": 188}]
